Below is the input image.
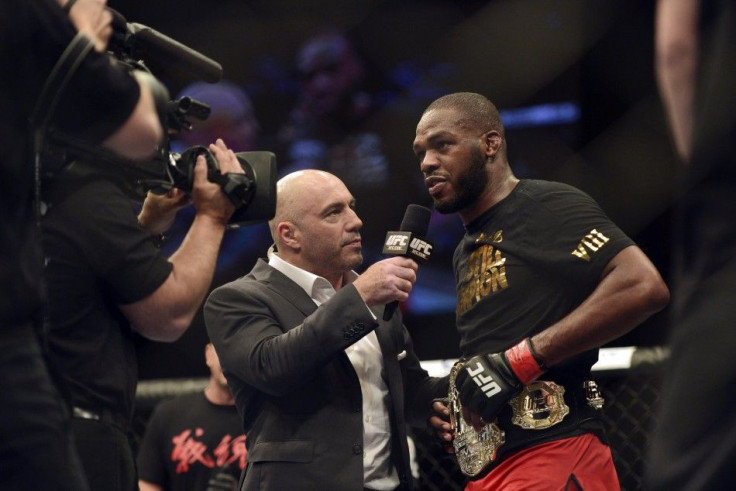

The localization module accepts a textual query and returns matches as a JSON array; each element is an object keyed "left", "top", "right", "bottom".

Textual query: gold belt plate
[{"left": 509, "top": 380, "right": 570, "bottom": 430}]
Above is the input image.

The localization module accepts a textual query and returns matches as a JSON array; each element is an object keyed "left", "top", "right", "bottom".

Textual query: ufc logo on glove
[{"left": 466, "top": 362, "right": 502, "bottom": 397}]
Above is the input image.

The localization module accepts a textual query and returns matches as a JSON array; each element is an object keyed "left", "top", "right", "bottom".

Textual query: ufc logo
[
  {"left": 409, "top": 238, "right": 432, "bottom": 256},
  {"left": 466, "top": 361, "right": 501, "bottom": 398},
  {"left": 385, "top": 234, "right": 408, "bottom": 247}
]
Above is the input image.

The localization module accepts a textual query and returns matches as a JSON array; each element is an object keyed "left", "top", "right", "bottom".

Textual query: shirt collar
[{"left": 268, "top": 253, "right": 358, "bottom": 304}]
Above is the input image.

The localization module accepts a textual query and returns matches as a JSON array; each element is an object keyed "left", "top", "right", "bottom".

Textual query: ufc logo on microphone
[
  {"left": 385, "top": 234, "right": 408, "bottom": 247},
  {"left": 409, "top": 238, "right": 433, "bottom": 256},
  {"left": 466, "top": 361, "right": 501, "bottom": 398}
]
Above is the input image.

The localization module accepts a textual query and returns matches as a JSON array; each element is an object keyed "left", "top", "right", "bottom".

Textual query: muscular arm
[
  {"left": 531, "top": 245, "right": 670, "bottom": 367},
  {"left": 119, "top": 141, "right": 237, "bottom": 341},
  {"left": 137, "top": 189, "right": 191, "bottom": 236},
  {"left": 655, "top": 0, "right": 700, "bottom": 162}
]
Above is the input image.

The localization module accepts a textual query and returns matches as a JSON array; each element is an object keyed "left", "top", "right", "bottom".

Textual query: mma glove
[{"left": 456, "top": 338, "right": 546, "bottom": 423}]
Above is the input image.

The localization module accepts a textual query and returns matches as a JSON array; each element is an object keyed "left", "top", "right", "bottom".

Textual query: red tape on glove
[{"left": 505, "top": 338, "right": 545, "bottom": 385}]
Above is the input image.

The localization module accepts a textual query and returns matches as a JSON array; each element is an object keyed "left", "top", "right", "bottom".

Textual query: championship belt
[
  {"left": 448, "top": 361, "right": 505, "bottom": 477},
  {"left": 508, "top": 380, "right": 570, "bottom": 430}
]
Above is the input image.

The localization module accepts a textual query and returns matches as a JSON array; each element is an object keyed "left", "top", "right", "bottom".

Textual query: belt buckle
[
  {"left": 509, "top": 380, "right": 570, "bottom": 430},
  {"left": 448, "top": 362, "right": 505, "bottom": 477}
]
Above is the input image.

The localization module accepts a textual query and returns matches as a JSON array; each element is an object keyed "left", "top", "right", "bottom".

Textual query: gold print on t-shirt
[
  {"left": 571, "top": 229, "right": 610, "bottom": 262},
  {"left": 457, "top": 244, "right": 508, "bottom": 315},
  {"left": 474, "top": 230, "right": 503, "bottom": 244}
]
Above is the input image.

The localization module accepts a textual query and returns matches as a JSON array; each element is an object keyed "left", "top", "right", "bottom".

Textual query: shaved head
[
  {"left": 269, "top": 170, "right": 338, "bottom": 241},
  {"left": 422, "top": 92, "right": 505, "bottom": 137},
  {"left": 268, "top": 170, "right": 363, "bottom": 280}
]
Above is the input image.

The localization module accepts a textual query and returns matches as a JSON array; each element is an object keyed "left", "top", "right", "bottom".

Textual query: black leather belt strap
[{"left": 475, "top": 378, "right": 607, "bottom": 479}]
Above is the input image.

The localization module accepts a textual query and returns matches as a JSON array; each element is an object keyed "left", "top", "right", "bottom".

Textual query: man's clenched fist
[{"left": 455, "top": 338, "right": 546, "bottom": 427}]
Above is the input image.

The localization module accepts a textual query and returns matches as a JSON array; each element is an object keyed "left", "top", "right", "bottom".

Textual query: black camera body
[{"left": 171, "top": 146, "right": 277, "bottom": 228}]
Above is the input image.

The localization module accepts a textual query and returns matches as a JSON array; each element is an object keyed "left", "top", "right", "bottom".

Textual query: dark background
[{"left": 108, "top": 0, "right": 677, "bottom": 379}]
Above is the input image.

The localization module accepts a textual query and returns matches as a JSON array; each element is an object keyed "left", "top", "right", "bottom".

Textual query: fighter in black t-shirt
[
  {"left": 414, "top": 92, "right": 669, "bottom": 489},
  {"left": 451, "top": 179, "right": 634, "bottom": 469}
]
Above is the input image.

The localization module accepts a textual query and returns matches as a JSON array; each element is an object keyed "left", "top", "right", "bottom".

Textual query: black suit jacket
[{"left": 204, "top": 259, "right": 447, "bottom": 490}]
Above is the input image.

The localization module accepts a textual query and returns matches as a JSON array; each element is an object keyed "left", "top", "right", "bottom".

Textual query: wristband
[{"left": 505, "top": 338, "right": 545, "bottom": 385}]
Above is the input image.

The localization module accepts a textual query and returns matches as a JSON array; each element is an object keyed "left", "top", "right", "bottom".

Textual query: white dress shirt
[{"left": 268, "top": 253, "right": 399, "bottom": 490}]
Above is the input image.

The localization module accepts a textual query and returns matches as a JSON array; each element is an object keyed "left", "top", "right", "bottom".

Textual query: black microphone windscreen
[
  {"left": 128, "top": 23, "right": 223, "bottom": 84},
  {"left": 399, "top": 204, "right": 432, "bottom": 236}
]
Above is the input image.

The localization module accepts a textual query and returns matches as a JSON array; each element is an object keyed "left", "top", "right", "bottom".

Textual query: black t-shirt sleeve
[
  {"left": 72, "top": 180, "right": 172, "bottom": 304},
  {"left": 520, "top": 183, "right": 634, "bottom": 288}
]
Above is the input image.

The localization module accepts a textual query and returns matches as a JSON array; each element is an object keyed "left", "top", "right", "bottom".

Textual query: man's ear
[
  {"left": 484, "top": 131, "right": 502, "bottom": 159},
  {"left": 278, "top": 222, "right": 300, "bottom": 250}
]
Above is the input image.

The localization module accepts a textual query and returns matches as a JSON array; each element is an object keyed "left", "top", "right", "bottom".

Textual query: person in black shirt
[
  {"left": 415, "top": 92, "right": 669, "bottom": 489},
  {"left": 647, "top": 1, "right": 736, "bottom": 488},
  {"left": 138, "top": 343, "right": 246, "bottom": 491},
  {"left": 42, "top": 137, "right": 242, "bottom": 491},
  {"left": 0, "top": 1, "right": 163, "bottom": 489}
]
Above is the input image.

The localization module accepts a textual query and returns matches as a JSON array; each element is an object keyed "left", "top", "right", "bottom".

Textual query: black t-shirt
[
  {"left": 42, "top": 173, "right": 172, "bottom": 421},
  {"left": 0, "top": 0, "right": 139, "bottom": 324},
  {"left": 137, "top": 392, "right": 247, "bottom": 491},
  {"left": 453, "top": 179, "right": 634, "bottom": 376}
]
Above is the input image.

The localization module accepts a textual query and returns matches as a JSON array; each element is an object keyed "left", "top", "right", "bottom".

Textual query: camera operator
[
  {"left": 40, "top": 134, "right": 241, "bottom": 490},
  {"left": 1, "top": 1, "right": 164, "bottom": 489}
]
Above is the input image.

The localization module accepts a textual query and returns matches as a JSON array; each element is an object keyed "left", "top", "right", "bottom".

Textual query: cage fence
[{"left": 134, "top": 347, "right": 667, "bottom": 490}]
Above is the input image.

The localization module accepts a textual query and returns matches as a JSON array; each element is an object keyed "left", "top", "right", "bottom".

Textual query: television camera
[{"left": 35, "top": 9, "right": 276, "bottom": 228}]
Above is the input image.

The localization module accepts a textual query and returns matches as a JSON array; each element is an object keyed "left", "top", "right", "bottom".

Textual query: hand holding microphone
[
  {"left": 381, "top": 204, "right": 433, "bottom": 320},
  {"left": 351, "top": 204, "right": 432, "bottom": 313},
  {"left": 352, "top": 256, "right": 418, "bottom": 308}
]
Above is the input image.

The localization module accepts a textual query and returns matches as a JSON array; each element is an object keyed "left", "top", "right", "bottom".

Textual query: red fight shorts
[{"left": 465, "top": 433, "right": 620, "bottom": 491}]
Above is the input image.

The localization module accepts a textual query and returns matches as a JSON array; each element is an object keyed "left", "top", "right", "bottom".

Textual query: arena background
[
  {"left": 105, "top": 1, "right": 676, "bottom": 488},
  {"left": 105, "top": 0, "right": 674, "bottom": 378}
]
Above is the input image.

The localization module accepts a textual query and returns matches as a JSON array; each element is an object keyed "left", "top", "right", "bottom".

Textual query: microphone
[
  {"left": 382, "top": 204, "right": 433, "bottom": 321},
  {"left": 107, "top": 8, "right": 223, "bottom": 84},
  {"left": 127, "top": 23, "right": 223, "bottom": 83}
]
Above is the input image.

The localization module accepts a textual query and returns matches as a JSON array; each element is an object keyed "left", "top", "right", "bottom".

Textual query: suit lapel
[
  {"left": 374, "top": 315, "right": 401, "bottom": 392},
  {"left": 251, "top": 259, "right": 318, "bottom": 318}
]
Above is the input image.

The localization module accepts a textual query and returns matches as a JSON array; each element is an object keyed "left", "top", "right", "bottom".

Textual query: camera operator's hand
[
  {"left": 191, "top": 138, "right": 240, "bottom": 225},
  {"left": 61, "top": 0, "right": 113, "bottom": 53},
  {"left": 138, "top": 188, "right": 191, "bottom": 235},
  {"left": 120, "top": 139, "right": 241, "bottom": 342}
]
